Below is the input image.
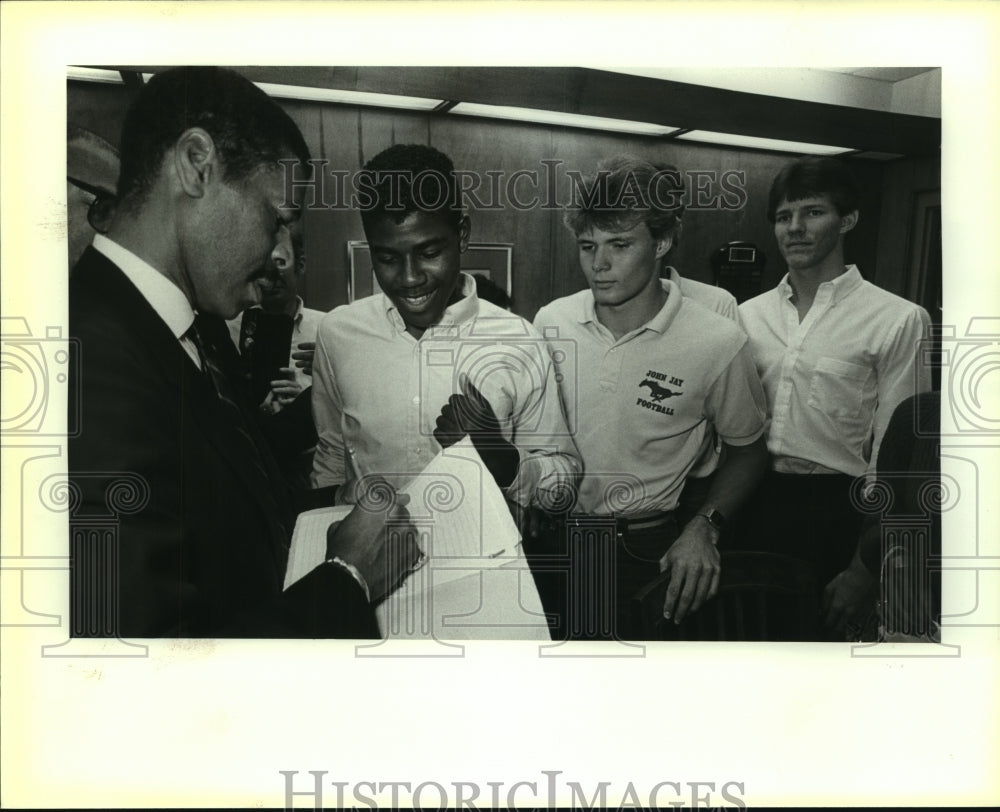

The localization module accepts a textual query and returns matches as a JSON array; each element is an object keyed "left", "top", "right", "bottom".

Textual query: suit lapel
[{"left": 72, "top": 250, "right": 291, "bottom": 562}]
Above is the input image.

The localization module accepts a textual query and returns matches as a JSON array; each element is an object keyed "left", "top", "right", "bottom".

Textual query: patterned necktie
[{"left": 187, "top": 314, "right": 272, "bottom": 486}]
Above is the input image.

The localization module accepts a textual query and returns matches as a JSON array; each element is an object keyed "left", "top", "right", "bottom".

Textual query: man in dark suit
[{"left": 69, "top": 66, "right": 419, "bottom": 638}]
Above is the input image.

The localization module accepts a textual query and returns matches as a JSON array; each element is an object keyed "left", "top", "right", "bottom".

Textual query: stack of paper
[{"left": 283, "top": 437, "right": 521, "bottom": 593}]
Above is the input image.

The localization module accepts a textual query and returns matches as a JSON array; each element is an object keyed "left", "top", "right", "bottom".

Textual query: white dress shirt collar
[
  {"left": 92, "top": 234, "right": 196, "bottom": 340},
  {"left": 778, "top": 264, "right": 864, "bottom": 307}
]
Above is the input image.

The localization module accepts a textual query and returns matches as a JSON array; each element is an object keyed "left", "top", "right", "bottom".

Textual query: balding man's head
[
  {"left": 116, "top": 67, "right": 310, "bottom": 214},
  {"left": 108, "top": 67, "right": 313, "bottom": 319},
  {"left": 67, "top": 126, "right": 119, "bottom": 271}
]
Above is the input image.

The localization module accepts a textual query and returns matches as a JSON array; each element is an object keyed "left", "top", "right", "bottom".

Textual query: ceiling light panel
[
  {"left": 450, "top": 102, "right": 678, "bottom": 136},
  {"left": 253, "top": 82, "right": 442, "bottom": 110},
  {"left": 674, "top": 130, "right": 853, "bottom": 155},
  {"left": 67, "top": 67, "right": 124, "bottom": 84}
]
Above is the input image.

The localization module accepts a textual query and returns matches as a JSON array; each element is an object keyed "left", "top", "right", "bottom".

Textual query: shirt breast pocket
[{"left": 807, "top": 357, "right": 870, "bottom": 420}]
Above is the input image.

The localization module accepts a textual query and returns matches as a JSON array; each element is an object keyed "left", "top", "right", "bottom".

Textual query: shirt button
[{"left": 412, "top": 396, "right": 420, "bottom": 405}]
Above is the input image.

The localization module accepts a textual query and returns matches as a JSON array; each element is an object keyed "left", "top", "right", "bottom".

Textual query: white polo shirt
[
  {"left": 739, "top": 265, "right": 931, "bottom": 477},
  {"left": 311, "top": 274, "right": 581, "bottom": 510},
  {"left": 667, "top": 267, "right": 741, "bottom": 324},
  {"left": 666, "top": 269, "right": 743, "bottom": 477},
  {"left": 534, "top": 280, "right": 766, "bottom": 516}
]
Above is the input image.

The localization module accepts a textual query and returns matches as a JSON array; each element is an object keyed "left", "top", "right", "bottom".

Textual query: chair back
[{"left": 631, "top": 551, "right": 820, "bottom": 641}]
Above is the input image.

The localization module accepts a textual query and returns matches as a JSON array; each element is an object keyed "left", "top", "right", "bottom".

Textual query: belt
[{"left": 565, "top": 511, "right": 676, "bottom": 535}]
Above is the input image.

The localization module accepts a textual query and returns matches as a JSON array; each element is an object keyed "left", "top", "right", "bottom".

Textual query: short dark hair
[
  {"left": 116, "top": 67, "right": 311, "bottom": 211},
  {"left": 473, "top": 274, "right": 512, "bottom": 310},
  {"left": 358, "top": 144, "right": 463, "bottom": 233},
  {"left": 767, "top": 157, "right": 860, "bottom": 222},
  {"left": 563, "top": 154, "right": 685, "bottom": 241}
]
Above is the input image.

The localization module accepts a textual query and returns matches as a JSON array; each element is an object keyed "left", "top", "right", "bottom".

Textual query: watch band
[{"left": 695, "top": 509, "right": 726, "bottom": 533}]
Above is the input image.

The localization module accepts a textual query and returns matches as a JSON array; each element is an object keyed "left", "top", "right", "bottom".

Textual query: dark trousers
[
  {"left": 733, "top": 471, "right": 864, "bottom": 593},
  {"left": 523, "top": 514, "right": 679, "bottom": 641}
]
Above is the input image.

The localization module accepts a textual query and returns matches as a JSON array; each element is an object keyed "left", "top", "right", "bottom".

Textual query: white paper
[
  {"left": 284, "top": 437, "right": 522, "bottom": 592},
  {"left": 282, "top": 504, "right": 353, "bottom": 590},
  {"left": 399, "top": 436, "right": 521, "bottom": 578}
]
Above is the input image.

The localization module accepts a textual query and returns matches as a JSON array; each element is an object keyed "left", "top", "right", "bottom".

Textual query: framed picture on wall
[{"left": 347, "top": 241, "right": 513, "bottom": 302}]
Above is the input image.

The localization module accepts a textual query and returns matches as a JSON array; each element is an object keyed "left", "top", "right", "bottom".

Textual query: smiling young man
[
  {"left": 738, "top": 157, "right": 931, "bottom": 631},
  {"left": 533, "top": 155, "right": 768, "bottom": 637},
  {"left": 69, "top": 67, "right": 419, "bottom": 637},
  {"left": 311, "top": 144, "right": 580, "bottom": 517}
]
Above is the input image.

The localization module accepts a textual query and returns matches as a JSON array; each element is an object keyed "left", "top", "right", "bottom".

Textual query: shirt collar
[
  {"left": 577, "top": 278, "right": 682, "bottom": 335},
  {"left": 383, "top": 272, "right": 479, "bottom": 335},
  {"left": 778, "top": 264, "right": 863, "bottom": 305},
  {"left": 292, "top": 295, "right": 304, "bottom": 325},
  {"left": 92, "top": 234, "right": 196, "bottom": 339}
]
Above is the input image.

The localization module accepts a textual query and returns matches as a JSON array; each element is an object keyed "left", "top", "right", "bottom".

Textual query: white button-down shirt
[
  {"left": 739, "top": 265, "right": 931, "bottom": 476},
  {"left": 311, "top": 274, "right": 581, "bottom": 509}
]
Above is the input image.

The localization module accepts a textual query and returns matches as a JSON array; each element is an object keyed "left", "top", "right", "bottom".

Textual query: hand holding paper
[{"left": 324, "top": 479, "right": 423, "bottom": 604}]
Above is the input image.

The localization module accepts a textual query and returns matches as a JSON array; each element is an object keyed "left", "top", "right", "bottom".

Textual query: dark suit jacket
[{"left": 68, "top": 247, "right": 378, "bottom": 638}]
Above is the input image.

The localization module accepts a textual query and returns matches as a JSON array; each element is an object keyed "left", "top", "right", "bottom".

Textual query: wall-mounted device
[{"left": 711, "top": 241, "right": 766, "bottom": 303}]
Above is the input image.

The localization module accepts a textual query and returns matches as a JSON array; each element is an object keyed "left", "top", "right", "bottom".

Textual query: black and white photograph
[
  {"left": 2, "top": 2, "right": 998, "bottom": 809},
  {"left": 60, "top": 62, "right": 944, "bottom": 644}
]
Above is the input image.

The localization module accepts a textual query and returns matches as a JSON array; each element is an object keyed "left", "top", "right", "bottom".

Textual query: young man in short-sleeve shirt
[{"left": 535, "top": 155, "right": 769, "bottom": 636}]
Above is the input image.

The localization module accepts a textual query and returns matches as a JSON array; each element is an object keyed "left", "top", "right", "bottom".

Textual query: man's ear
[
  {"left": 654, "top": 234, "right": 674, "bottom": 261},
  {"left": 457, "top": 214, "right": 471, "bottom": 253},
  {"left": 173, "top": 128, "right": 218, "bottom": 199},
  {"left": 840, "top": 209, "right": 859, "bottom": 234}
]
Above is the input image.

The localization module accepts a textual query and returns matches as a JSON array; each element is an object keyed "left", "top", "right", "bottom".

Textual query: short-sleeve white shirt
[
  {"left": 667, "top": 267, "right": 741, "bottom": 324},
  {"left": 534, "top": 279, "right": 766, "bottom": 516},
  {"left": 666, "top": 269, "right": 743, "bottom": 477}
]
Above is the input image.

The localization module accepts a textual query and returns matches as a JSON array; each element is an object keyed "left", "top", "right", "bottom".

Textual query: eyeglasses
[{"left": 67, "top": 176, "right": 116, "bottom": 234}]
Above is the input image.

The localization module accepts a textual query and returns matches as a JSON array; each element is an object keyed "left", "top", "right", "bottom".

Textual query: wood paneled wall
[
  {"left": 68, "top": 79, "right": 938, "bottom": 320},
  {"left": 874, "top": 155, "right": 942, "bottom": 298}
]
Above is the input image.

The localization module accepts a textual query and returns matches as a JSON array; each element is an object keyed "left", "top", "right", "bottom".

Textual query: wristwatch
[{"left": 695, "top": 509, "right": 727, "bottom": 533}]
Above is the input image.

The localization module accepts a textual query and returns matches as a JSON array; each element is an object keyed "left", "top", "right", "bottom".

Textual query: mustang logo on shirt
[
  {"left": 636, "top": 372, "right": 685, "bottom": 415},
  {"left": 639, "top": 379, "right": 682, "bottom": 401}
]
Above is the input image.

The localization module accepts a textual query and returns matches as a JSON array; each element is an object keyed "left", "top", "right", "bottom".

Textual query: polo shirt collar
[
  {"left": 576, "top": 278, "right": 682, "bottom": 335},
  {"left": 383, "top": 272, "right": 479, "bottom": 335},
  {"left": 646, "top": 279, "right": 682, "bottom": 333},
  {"left": 778, "top": 264, "right": 863, "bottom": 305},
  {"left": 577, "top": 291, "right": 599, "bottom": 325},
  {"left": 92, "top": 233, "right": 196, "bottom": 339}
]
